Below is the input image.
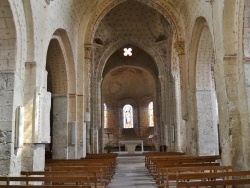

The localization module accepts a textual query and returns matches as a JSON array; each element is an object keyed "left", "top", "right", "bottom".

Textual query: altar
[{"left": 119, "top": 140, "right": 144, "bottom": 154}]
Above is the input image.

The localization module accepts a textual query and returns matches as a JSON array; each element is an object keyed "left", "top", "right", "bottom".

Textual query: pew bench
[
  {"left": 148, "top": 158, "right": 221, "bottom": 176},
  {"left": 155, "top": 165, "right": 234, "bottom": 186},
  {"left": 145, "top": 155, "right": 221, "bottom": 170},
  {"left": 20, "top": 171, "right": 107, "bottom": 186},
  {"left": 44, "top": 165, "right": 112, "bottom": 184},
  {"left": 0, "top": 176, "right": 105, "bottom": 188},
  {"left": 150, "top": 162, "right": 221, "bottom": 177},
  {"left": 0, "top": 185, "right": 96, "bottom": 188},
  {"left": 45, "top": 159, "right": 115, "bottom": 177},
  {"left": 158, "top": 170, "right": 250, "bottom": 188}
]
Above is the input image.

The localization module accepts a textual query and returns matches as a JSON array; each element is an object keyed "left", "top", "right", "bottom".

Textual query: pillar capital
[
  {"left": 174, "top": 41, "right": 185, "bottom": 56},
  {"left": 84, "top": 44, "right": 93, "bottom": 60}
]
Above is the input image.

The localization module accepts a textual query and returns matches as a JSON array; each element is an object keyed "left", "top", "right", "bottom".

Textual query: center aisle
[{"left": 108, "top": 155, "right": 156, "bottom": 188}]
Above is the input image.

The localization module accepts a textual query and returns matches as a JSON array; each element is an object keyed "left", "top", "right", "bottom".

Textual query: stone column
[
  {"left": 84, "top": 45, "right": 92, "bottom": 154},
  {"left": 0, "top": 71, "right": 15, "bottom": 175},
  {"left": 22, "top": 64, "right": 48, "bottom": 172},
  {"left": 222, "top": 56, "right": 244, "bottom": 167},
  {"left": 92, "top": 78, "right": 102, "bottom": 153},
  {"left": 51, "top": 95, "right": 68, "bottom": 159},
  {"left": 67, "top": 95, "right": 77, "bottom": 159},
  {"left": 76, "top": 95, "right": 84, "bottom": 158},
  {"left": 174, "top": 41, "right": 188, "bottom": 120},
  {"left": 158, "top": 75, "right": 167, "bottom": 148}
]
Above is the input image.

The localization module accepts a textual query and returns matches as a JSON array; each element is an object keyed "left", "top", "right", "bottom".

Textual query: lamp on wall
[{"left": 15, "top": 106, "right": 24, "bottom": 148}]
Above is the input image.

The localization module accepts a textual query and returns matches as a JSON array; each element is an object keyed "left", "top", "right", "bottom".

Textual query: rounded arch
[
  {"left": 96, "top": 37, "right": 164, "bottom": 82},
  {"left": 188, "top": 17, "right": 209, "bottom": 91},
  {"left": 51, "top": 29, "right": 76, "bottom": 94},
  {"left": 45, "top": 29, "right": 76, "bottom": 159},
  {"left": 188, "top": 16, "right": 219, "bottom": 155},
  {"left": 118, "top": 99, "right": 138, "bottom": 129},
  {"left": 46, "top": 38, "right": 68, "bottom": 94},
  {"left": 22, "top": 0, "right": 34, "bottom": 61},
  {"left": 84, "top": 0, "right": 184, "bottom": 45},
  {"left": 0, "top": 0, "right": 27, "bottom": 176}
]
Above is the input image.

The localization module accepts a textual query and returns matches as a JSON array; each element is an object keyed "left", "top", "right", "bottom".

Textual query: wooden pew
[
  {"left": 45, "top": 165, "right": 110, "bottom": 185},
  {"left": 147, "top": 156, "right": 221, "bottom": 175},
  {"left": 155, "top": 165, "right": 234, "bottom": 186},
  {"left": 178, "top": 179, "right": 250, "bottom": 187},
  {"left": 150, "top": 162, "right": 221, "bottom": 177},
  {"left": 145, "top": 155, "right": 220, "bottom": 170},
  {"left": 0, "top": 176, "right": 105, "bottom": 188},
  {"left": 45, "top": 159, "right": 115, "bottom": 175},
  {"left": 143, "top": 152, "right": 185, "bottom": 167},
  {"left": 158, "top": 170, "right": 250, "bottom": 188},
  {"left": 0, "top": 186, "right": 94, "bottom": 188},
  {"left": 20, "top": 171, "right": 107, "bottom": 186},
  {"left": 45, "top": 160, "right": 115, "bottom": 182}
]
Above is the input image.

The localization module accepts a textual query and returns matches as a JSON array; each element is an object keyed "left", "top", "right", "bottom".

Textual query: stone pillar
[
  {"left": 196, "top": 89, "right": 219, "bottom": 155},
  {"left": 84, "top": 45, "right": 92, "bottom": 154},
  {"left": 222, "top": 56, "right": 242, "bottom": 166},
  {"left": 67, "top": 95, "right": 77, "bottom": 159},
  {"left": 174, "top": 41, "right": 188, "bottom": 120},
  {"left": 158, "top": 75, "right": 166, "bottom": 148},
  {"left": 22, "top": 64, "right": 48, "bottom": 172},
  {"left": 52, "top": 95, "right": 68, "bottom": 159},
  {"left": 0, "top": 72, "right": 15, "bottom": 175},
  {"left": 91, "top": 79, "right": 102, "bottom": 154},
  {"left": 76, "top": 95, "right": 84, "bottom": 158}
]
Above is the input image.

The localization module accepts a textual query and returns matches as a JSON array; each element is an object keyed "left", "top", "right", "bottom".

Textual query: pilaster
[{"left": 174, "top": 41, "right": 188, "bottom": 120}]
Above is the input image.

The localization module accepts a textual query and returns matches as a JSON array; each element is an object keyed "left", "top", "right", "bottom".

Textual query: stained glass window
[
  {"left": 148, "top": 102, "right": 154, "bottom": 127},
  {"left": 104, "top": 103, "right": 107, "bottom": 128},
  {"left": 123, "top": 104, "right": 133, "bottom": 128}
]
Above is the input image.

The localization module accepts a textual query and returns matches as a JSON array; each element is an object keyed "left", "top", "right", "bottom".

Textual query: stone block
[
  {"left": 5, "top": 17, "right": 14, "bottom": 28},
  {"left": 2, "top": 105, "right": 13, "bottom": 121},
  {"left": 0, "top": 7, "right": 13, "bottom": 18},
  {"left": 0, "top": 18, "right": 6, "bottom": 28}
]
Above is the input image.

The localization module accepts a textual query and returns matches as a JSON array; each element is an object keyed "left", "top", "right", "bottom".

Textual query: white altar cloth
[{"left": 119, "top": 140, "right": 144, "bottom": 154}]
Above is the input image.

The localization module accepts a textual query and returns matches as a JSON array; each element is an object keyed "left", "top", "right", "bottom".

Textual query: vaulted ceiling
[{"left": 94, "top": 0, "right": 171, "bottom": 46}]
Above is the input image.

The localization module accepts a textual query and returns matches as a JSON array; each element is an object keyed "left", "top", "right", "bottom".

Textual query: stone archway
[
  {"left": 84, "top": 0, "right": 184, "bottom": 45},
  {"left": 188, "top": 17, "right": 219, "bottom": 156},
  {"left": 195, "top": 25, "right": 219, "bottom": 156},
  {"left": 46, "top": 38, "right": 69, "bottom": 159},
  {"left": 82, "top": 0, "right": 184, "bottom": 154},
  {"left": 0, "top": 0, "right": 19, "bottom": 176}
]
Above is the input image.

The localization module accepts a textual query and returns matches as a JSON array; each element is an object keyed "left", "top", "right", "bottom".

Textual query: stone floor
[{"left": 107, "top": 154, "right": 156, "bottom": 188}]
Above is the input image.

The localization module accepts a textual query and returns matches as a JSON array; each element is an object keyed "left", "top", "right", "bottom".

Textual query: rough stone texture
[
  {"left": 0, "top": 0, "right": 250, "bottom": 176},
  {"left": 52, "top": 96, "right": 68, "bottom": 159}
]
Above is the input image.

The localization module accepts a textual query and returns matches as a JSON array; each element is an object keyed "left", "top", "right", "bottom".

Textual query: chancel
[{"left": 1, "top": 0, "right": 250, "bottom": 187}]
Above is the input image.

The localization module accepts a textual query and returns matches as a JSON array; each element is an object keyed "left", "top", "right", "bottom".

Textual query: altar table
[{"left": 119, "top": 140, "right": 144, "bottom": 154}]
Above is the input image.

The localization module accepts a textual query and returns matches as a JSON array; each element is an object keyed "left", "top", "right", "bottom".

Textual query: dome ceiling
[
  {"left": 94, "top": 0, "right": 171, "bottom": 46},
  {"left": 102, "top": 67, "right": 155, "bottom": 100}
]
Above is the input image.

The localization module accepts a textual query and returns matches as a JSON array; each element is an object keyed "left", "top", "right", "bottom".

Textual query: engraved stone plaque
[{"left": 32, "top": 87, "right": 51, "bottom": 143}]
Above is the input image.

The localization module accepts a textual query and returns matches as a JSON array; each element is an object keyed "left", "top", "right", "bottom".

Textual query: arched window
[
  {"left": 123, "top": 104, "right": 133, "bottom": 128},
  {"left": 148, "top": 102, "right": 154, "bottom": 127},
  {"left": 103, "top": 103, "right": 107, "bottom": 128}
]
